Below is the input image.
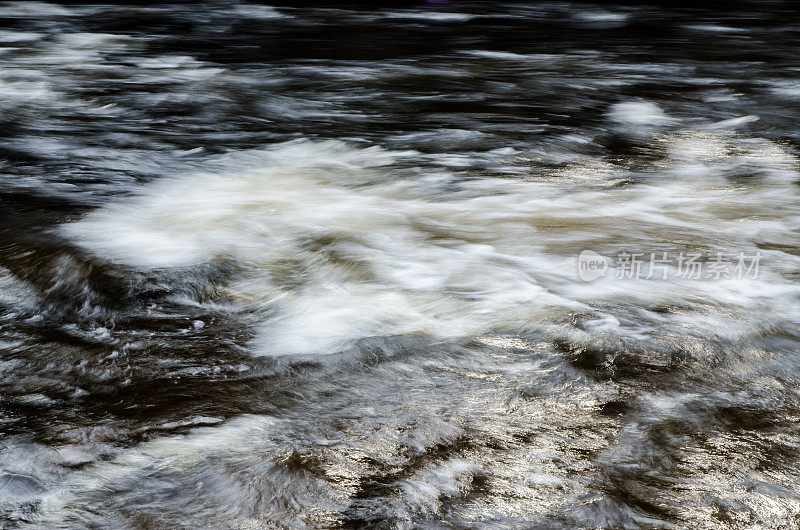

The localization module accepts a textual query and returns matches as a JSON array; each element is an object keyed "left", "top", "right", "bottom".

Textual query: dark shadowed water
[{"left": 1, "top": 1, "right": 800, "bottom": 527}]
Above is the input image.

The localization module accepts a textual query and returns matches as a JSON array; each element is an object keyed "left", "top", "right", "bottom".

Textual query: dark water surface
[{"left": 2, "top": 1, "right": 800, "bottom": 527}]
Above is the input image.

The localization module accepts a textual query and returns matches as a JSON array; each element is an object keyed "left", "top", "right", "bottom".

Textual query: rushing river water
[{"left": 2, "top": 1, "right": 800, "bottom": 527}]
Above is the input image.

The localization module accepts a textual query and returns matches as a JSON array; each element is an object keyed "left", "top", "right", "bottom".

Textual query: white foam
[
  {"left": 463, "top": 50, "right": 559, "bottom": 62},
  {"left": 399, "top": 459, "right": 477, "bottom": 514},
  {"left": 0, "top": 1, "right": 72, "bottom": 17},
  {"left": 0, "top": 30, "right": 43, "bottom": 43},
  {"left": 574, "top": 10, "right": 629, "bottom": 26},
  {"left": 229, "top": 4, "right": 288, "bottom": 20},
  {"left": 62, "top": 137, "right": 800, "bottom": 356},
  {"left": 382, "top": 11, "right": 475, "bottom": 22},
  {"left": 705, "top": 115, "right": 759, "bottom": 130},
  {"left": 0, "top": 267, "right": 38, "bottom": 310},
  {"left": 685, "top": 24, "right": 748, "bottom": 33},
  {"left": 769, "top": 81, "right": 800, "bottom": 98},
  {"left": 607, "top": 101, "right": 676, "bottom": 127}
]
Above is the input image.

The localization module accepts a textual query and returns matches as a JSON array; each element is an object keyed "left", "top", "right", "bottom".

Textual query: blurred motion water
[{"left": 1, "top": 1, "right": 800, "bottom": 527}]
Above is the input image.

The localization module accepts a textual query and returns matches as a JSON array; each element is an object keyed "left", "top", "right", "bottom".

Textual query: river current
[{"left": 1, "top": 1, "right": 800, "bottom": 528}]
